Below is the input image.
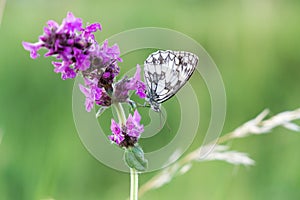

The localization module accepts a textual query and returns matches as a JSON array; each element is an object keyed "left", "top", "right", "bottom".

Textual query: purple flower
[
  {"left": 22, "top": 12, "right": 149, "bottom": 124},
  {"left": 95, "top": 91, "right": 112, "bottom": 107},
  {"left": 109, "top": 110, "right": 144, "bottom": 147},
  {"left": 79, "top": 78, "right": 111, "bottom": 112},
  {"left": 135, "top": 81, "right": 147, "bottom": 98},
  {"left": 78, "top": 46, "right": 121, "bottom": 111},
  {"left": 98, "top": 63, "right": 120, "bottom": 90},
  {"left": 113, "top": 77, "right": 132, "bottom": 102},
  {"left": 99, "top": 40, "right": 123, "bottom": 64},
  {"left": 131, "top": 65, "right": 147, "bottom": 98},
  {"left": 109, "top": 119, "right": 124, "bottom": 145},
  {"left": 126, "top": 110, "right": 144, "bottom": 137},
  {"left": 22, "top": 12, "right": 101, "bottom": 80},
  {"left": 113, "top": 65, "right": 146, "bottom": 102}
]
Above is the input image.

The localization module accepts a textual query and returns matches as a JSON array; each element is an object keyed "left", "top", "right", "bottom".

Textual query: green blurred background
[{"left": 1, "top": 0, "right": 300, "bottom": 199}]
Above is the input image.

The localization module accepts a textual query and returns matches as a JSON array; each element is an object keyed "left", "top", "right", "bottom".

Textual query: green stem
[
  {"left": 113, "top": 102, "right": 127, "bottom": 125},
  {"left": 130, "top": 168, "right": 138, "bottom": 200},
  {"left": 113, "top": 103, "right": 139, "bottom": 200}
]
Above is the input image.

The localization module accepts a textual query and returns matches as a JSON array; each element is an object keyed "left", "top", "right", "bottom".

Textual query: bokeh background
[{"left": 1, "top": 0, "right": 300, "bottom": 199}]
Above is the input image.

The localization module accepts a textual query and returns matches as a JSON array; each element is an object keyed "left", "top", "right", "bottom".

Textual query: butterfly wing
[{"left": 144, "top": 50, "right": 198, "bottom": 106}]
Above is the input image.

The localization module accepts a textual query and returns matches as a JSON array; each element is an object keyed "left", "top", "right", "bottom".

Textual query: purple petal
[
  {"left": 86, "top": 23, "right": 102, "bottom": 32},
  {"left": 84, "top": 77, "right": 98, "bottom": 86},
  {"left": 126, "top": 114, "right": 135, "bottom": 130},
  {"left": 109, "top": 119, "right": 125, "bottom": 145},
  {"left": 125, "top": 110, "right": 144, "bottom": 138},
  {"left": 100, "top": 40, "right": 122, "bottom": 63},
  {"left": 133, "top": 65, "right": 147, "bottom": 98},
  {"left": 79, "top": 84, "right": 95, "bottom": 112},
  {"left": 22, "top": 42, "right": 43, "bottom": 59},
  {"left": 84, "top": 98, "right": 94, "bottom": 112},
  {"left": 52, "top": 61, "right": 76, "bottom": 80},
  {"left": 126, "top": 65, "right": 147, "bottom": 98},
  {"left": 93, "top": 87, "right": 103, "bottom": 100},
  {"left": 79, "top": 84, "right": 90, "bottom": 98},
  {"left": 133, "top": 64, "right": 141, "bottom": 81},
  {"left": 108, "top": 134, "right": 124, "bottom": 145},
  {"left": 133, "top": 110, "right": 141, "bottom": 123},
  {"left": 58, "top": 12, "right": 83, "bottom": 33},
  {"left": 47, "top": 20, "right": 59, "bottom": 29},
  {"left": 73, "top": 49, "right": 90, "bottom": 71},
  {"left": 110, "top": 119, "right": 121, "bottom": 135},
  {"left": 61, "top": 67, "right": 76, "bottom": 80},
  {"left": 136, "top": 81, "right": 146, "bottom": 98},
  {"left": 102, "top": 72, "right": 111, "bottom": 79}
]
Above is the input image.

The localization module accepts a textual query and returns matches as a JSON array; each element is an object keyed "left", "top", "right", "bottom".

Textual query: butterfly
[{"left": 143, "top": 50, "right": 198, "bottom": 112}]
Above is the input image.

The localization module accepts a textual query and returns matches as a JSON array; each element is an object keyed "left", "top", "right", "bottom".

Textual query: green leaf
[{"left": 124, "top": 145, "right": 148, "bottom": 171}]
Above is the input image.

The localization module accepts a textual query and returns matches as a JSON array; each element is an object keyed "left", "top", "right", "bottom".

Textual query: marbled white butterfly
[{"left": 144, "top": 50, "right": 198, "bottom": 112}]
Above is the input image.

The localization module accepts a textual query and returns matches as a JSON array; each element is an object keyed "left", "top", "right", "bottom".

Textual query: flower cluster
[
  {"left": 22, "top": 12, "right": 146, "bottom": 112},
  {"left": 22, "top": 12, "right": 103, "bottom": 80},
  {"left": 109, "top": 110, "right": 144, "bottom": 147},
  {"left": 22, "top": 12, "right": 147, "bottom": 147}
]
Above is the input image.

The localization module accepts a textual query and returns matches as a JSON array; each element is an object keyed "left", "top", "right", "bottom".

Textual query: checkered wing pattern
[{"left": 144, "top": 50, "right": 198, "bottom": 111}]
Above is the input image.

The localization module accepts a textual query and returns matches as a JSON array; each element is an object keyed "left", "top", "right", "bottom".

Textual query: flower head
[
  {"left": 23, "top": 12, "right": 124, "bottom": 112},
  {"left": 126, "top": 110, "right": 144, "bottom": 137},
  {"left": 22, "top": 12, "right": 102, "bottom": 79},
  {"left": 109, "top": 110, "right": 144, "bottom": 147},
  {"left": 113, "top": 65, "right": 147, "bottom": 103}
]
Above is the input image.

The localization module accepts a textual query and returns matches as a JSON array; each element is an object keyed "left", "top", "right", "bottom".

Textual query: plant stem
[
  {"left": 113, "top": 102, "right": 139, "bottom": 200},
  {"left": 130, "top": 168, "right": 138, "bottom": 200},
  {"left": 113, "top": 102, "right": 127, "bottom": 125}
]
